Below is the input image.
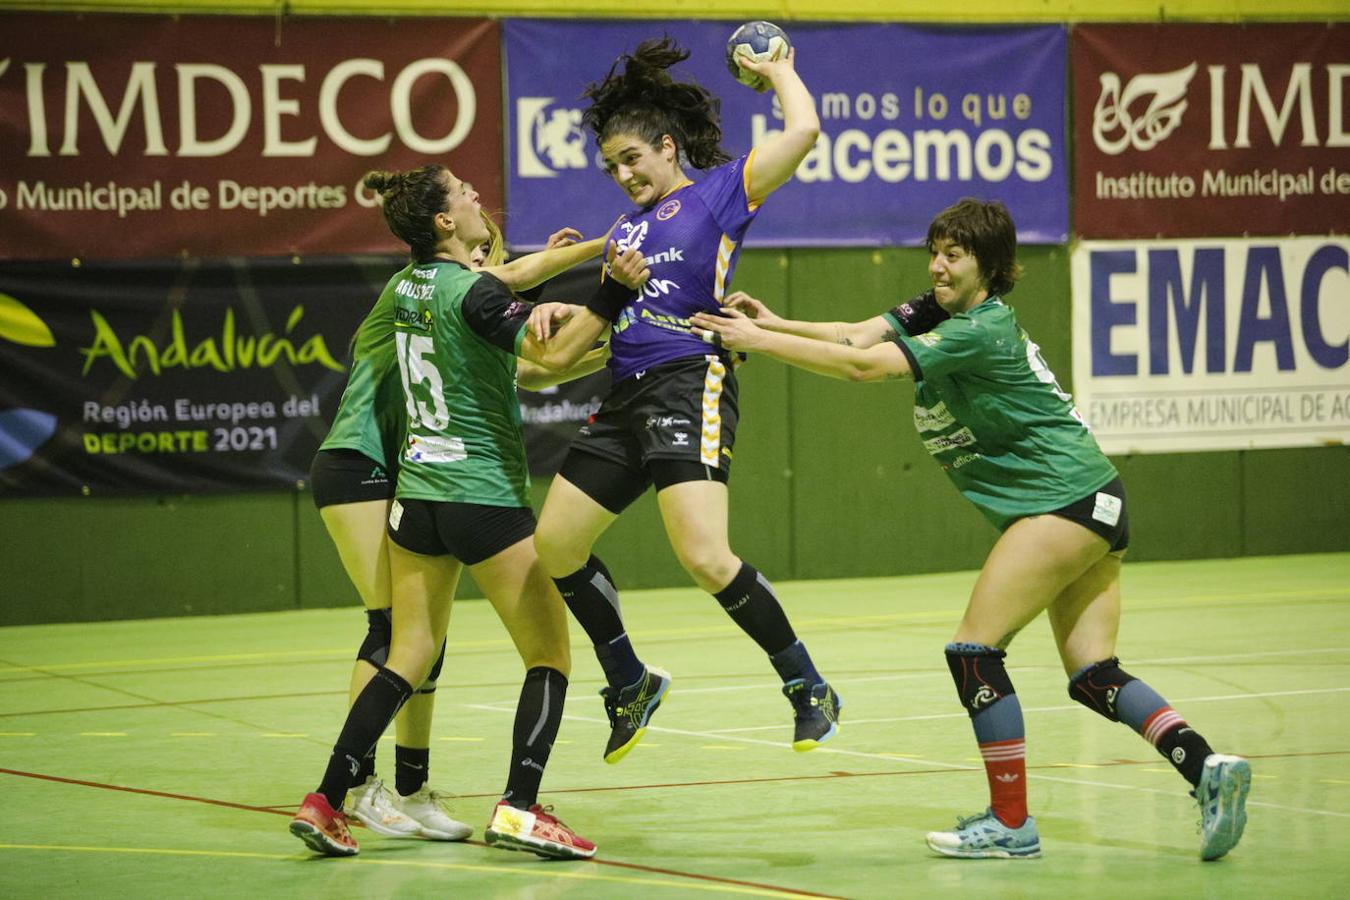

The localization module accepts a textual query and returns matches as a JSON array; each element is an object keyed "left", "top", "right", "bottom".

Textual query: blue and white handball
[{"left": 725, "top": 21, "right": 791, "bottom": 91}]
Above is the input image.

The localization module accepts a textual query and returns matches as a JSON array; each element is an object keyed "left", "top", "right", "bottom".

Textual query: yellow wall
[{"left": 2, "top": 0, "right": 1346, "bottom": 22}]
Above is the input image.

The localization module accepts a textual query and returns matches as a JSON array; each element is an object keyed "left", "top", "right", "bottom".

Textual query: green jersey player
[
  {"left": 692, "top": 198, "right": 1250, "bottom": 864},
  {"left": 293, "top": 162, "right": 648, "bottom": 861}
]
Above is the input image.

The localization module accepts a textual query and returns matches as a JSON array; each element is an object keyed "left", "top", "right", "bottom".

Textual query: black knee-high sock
[
  {"left": 316, "top": 667, "right": 413, "bottom": 809},
  {"left": 503, "top": 667, "right": 568, "bottom": 810},
  {"left": 714, "top": 562, "right": 797, "bottom": 656},
  {"left": 357, "top": 747, "right": 376, "bottom": 783},
  {"left": 553, "top": 556, "right": 643, "bottom": 688},
  {"left": 395, "top": 745, "right": 429, "bottom": 797}
]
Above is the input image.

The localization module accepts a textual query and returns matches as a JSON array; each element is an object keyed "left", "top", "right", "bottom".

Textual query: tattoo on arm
[{"left": 834, "top": 324, "right": 853, "bottom": 347}]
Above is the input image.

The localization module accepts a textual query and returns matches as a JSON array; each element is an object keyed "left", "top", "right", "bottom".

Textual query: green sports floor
[{"left": 3, "top": 552, "right": 1347, "bottom": 898}]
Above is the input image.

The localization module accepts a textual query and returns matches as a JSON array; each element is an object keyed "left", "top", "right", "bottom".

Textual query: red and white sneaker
[
  {"left": 484, "top": 800, "right": 596, "bottom": 860},
  {"left": 289, "top": 792, "right": 359, "bottom": 857}
]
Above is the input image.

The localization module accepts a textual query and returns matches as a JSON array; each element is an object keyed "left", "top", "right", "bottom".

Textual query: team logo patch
[{"left": 656, "top": 199, "right": 681, "bottom": 220}]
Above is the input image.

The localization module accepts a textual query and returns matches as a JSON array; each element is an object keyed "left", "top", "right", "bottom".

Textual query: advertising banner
[
  {"left": 0, "top": 256, "right": 604, "bottom": 495},
  {"left": 1072, "top": 23, "right": 1350, "bottom": 239},
  {"left": 505, "top": 20, "right": 1068, "bottom": 248},
  {"left": 1070, "top": 237, "right": 1350, "bottom": 454},
  {"left": 0, "top": 257, "right": 380, "bottom": 495},
  {"left": 0, "top": 14, "right": 502, "bottom": 260}
]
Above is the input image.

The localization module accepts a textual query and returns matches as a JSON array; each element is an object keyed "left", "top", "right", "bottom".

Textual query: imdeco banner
[
  {"left": 0, "top": 14, "right": 502, "bottom": 260},
  {"left": 1072, "top": 23, "right": 1350, "bottom": 239},
  {"left": 1071, "top": 237, "right": 1350, "bottom": 454}
]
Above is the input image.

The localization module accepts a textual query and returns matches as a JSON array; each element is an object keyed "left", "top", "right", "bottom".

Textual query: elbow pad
[
  {"left": 584, "top": 276, "right": 636, "bottom": 322},
  {"left": 888, "top": 290, "right": 950, "bottom": 336}
]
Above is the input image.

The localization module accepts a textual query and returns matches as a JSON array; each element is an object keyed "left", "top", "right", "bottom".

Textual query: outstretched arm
[
  {"left": 518, "top": 346, "right": 610, "bottom": 390},
  {"left": 481, "top": 234, "right": 604, "bottom": 292},
  {"left": 724, "top": 291, "right": 894, "bottom": 348},
  {"left": 739, "top": 49, "right": 820, "bottom": 203},
  {"left": 690, "top": 308, "right": 911, "bottom": 383}
]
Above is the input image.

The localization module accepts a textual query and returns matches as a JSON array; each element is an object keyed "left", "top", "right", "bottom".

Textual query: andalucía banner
[
  {"left": 0, "top": 257, "right": 384, "bottom": 495},
  {"left": 0, "top": 14, "right": 502, "bottom": 260}
]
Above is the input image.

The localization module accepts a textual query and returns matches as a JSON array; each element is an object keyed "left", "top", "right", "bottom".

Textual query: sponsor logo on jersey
[
  {"left": 656, "top": 198, "right": 681, "bottom": 220},
  {"left": 404, "top": 433, "right": 466, "bottom": 463},
  {"left": 915, "top": 332, "right": 943, "bottom": 347},
  {"left": 394, "top": 306, "right": 433, "bottom": 330},
  {"left": 922, "top": 427, "right": 977, "bottom": 456},
  {"left": 913, "top": 401, "right": 955, "bottom": 432},
  {"left": 672, "top": 432, "right": 690, "bottom": 447},
  {"left": 645, "top": 247, "right": 685, "bottom": 265}
]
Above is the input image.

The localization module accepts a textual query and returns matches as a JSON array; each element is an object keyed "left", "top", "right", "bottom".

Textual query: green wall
[{"left": 3, "top": 246, "right": 1346, "bottom": 626}]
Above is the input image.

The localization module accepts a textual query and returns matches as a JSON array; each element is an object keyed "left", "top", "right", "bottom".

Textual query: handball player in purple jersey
[{"left": 533, "top": 38, "right": 842, "bottom": 764}]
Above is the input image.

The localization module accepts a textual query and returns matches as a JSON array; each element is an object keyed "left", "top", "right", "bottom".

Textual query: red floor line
[{"left": 0, "top": 766, "right": 849, "bottom": 899}]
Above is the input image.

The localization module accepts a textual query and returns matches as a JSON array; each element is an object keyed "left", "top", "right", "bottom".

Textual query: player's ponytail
[
  {"left": 363, "top": 165, "right": 449, "bottom": 262},
  {"left": 583, "top": 37, "right": 731, "bottom": 171}
]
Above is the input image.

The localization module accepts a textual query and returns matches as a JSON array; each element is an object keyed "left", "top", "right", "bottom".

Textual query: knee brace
[
  {"left": 1067, "top": 657, "right": 1136, "bottom": 722},
  {"left": 357, "top": 608, "right": 392, "bottom": 667},
  {"left": 945, "top": 642, "right": 1015, "bottom": 717},
  {"left": 416, "top": 638, "right": 446, "bottom": 695}
]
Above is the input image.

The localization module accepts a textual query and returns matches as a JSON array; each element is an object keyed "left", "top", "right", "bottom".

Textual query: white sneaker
[
  {"left": 346, "top": 777, "right": 420, "bottom": 838},
  {"left": 390, "top": 786, "right": 474, "bottom": 841}
]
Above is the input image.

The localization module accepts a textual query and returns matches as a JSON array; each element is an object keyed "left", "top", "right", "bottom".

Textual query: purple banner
[{"left": 504, "top": 20, "right": 1067, "bottom": 248}]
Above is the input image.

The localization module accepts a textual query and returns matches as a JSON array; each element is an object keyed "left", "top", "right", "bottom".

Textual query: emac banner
[
  {"left": 1071, "top": 237, "right": 1350, "bottom": 454},
  {"left": 0, "top": 257, "right": 382, "bottom": 495}
]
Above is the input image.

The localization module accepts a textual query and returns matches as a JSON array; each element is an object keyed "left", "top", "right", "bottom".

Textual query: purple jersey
[{"left": 606, "top": 152, "right": 760, "bottom": 382}]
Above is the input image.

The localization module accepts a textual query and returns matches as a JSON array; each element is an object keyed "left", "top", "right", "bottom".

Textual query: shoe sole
[
  {"left": 603, "top": 673, "right": 671, "bottom": 765},
  {"left": 289, "top": 819, "right": 358, "bottom": 857},
  {"left": 926, "top": 840, "right": 1042, "bottom": 860},
  {"left": 1201, "top": 758, "right": 1251, "bottom": 861},
  {"left": 485, "top": 830, "right": 595, "bottom": 860},
  {"left": 415, "top": 823, "right": 474, "bottom": 841}
]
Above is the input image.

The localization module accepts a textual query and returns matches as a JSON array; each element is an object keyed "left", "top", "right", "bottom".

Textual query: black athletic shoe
[
  {"left": 783, "top": 678, "right": 842, "bottom": 751},
  {"left": 600, "top": 665, "right": 671, "bottom": 764}
]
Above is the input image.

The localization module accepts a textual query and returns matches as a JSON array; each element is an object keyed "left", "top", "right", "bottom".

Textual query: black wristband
[
  {"left": 584, "top": 276, "right": 636, "bottom": 321},
  {"left": 888, "top": 290, "right": 950, "bottom": 336}
]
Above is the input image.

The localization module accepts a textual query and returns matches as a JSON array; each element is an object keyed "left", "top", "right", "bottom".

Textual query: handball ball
[{"left": 725, "top": 21, "right": 791, "bottom": 91}]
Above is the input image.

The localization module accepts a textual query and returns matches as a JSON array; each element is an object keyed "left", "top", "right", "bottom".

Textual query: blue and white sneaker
[
  {"left": 926, "top": 808, "right": 1042, "bottom": 859},
  {"left": 1196, "top": 753, "right": 1251, "bottom": 861}
]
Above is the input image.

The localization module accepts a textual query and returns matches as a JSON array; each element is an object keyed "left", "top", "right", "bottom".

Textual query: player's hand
[
  {"left": 690, "top": 307, "right": 764, "bottom": 351},
  {"left": 737, "top": 46, "right": 796, "bottom": 93},
  {"left": 607, "top": 241, "right": 650, "bottom": 290},
  {"left": 545, "top": 227, "right": 583, "bottom": 250},
  {"left": 723, "top": 291, "right": 784, "bottom": 328},
  {"left": 527, "top": 302, "right": 581, "bottom": 341}
]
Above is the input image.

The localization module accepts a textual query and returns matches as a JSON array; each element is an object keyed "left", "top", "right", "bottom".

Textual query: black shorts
[
  {"left": 1046, "top": 476, "right": 1130, "bottom": 552},
  {"left": 310, "top": 449, "right": 394, "bottom": 508},
  {"left": 563, "top": 355, "right": 738, "bottom": 510},
  {"left": 386, "top": 497, "right": 535, "bottom": 565}
]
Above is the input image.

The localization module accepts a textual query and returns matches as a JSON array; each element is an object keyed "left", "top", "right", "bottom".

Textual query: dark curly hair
[
  {"left": 581, "top": 37, "right": 730, "bottom": 171},
  {"left": 363, "top": 165, "right": 449, "bottom": 263},
  {"left": 926, "top": 198, "right": 1024, "bottom": 297}
]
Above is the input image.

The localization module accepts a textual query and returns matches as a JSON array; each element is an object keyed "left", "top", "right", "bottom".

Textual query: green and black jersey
[
  {"left": 886, "top": 299, "right": 1117, "bottom": 530},
  {"left": 318, "top": 291, "right": 404, "bottom": 471},
  {"left": 389, "top": 260, "right": 533, "bottom": 507}
]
